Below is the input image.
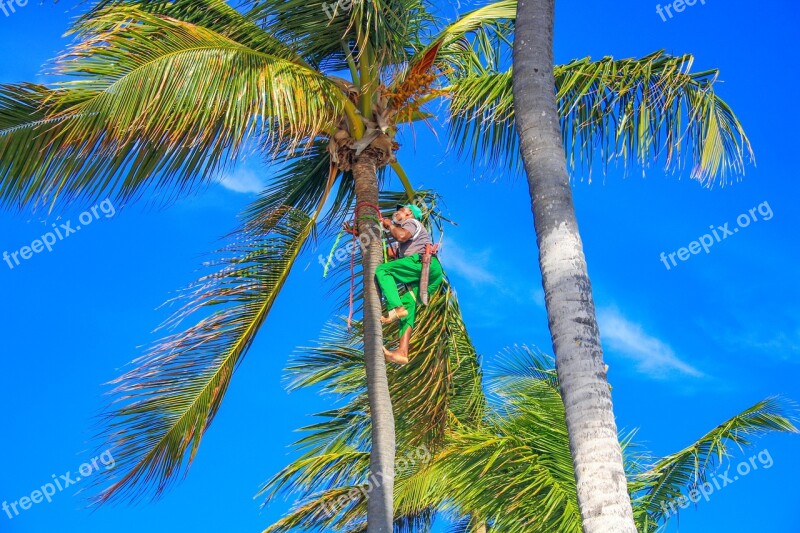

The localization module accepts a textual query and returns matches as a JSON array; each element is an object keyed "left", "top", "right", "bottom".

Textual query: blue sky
[{"left": 1, "top": 0, "right": 799, "bottom": 532}]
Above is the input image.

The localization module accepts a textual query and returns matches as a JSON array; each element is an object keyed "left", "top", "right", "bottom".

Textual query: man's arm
[{"left": 382, "top": 218, "right": 413, "bottom": 242}]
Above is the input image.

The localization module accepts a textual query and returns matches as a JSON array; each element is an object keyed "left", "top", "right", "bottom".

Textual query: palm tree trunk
[
  {"left": 512, "top": 0, "right": 636, "bottom": 531},
  {"left": 352, "top": 148, "right": 396, "bottom": 533}
]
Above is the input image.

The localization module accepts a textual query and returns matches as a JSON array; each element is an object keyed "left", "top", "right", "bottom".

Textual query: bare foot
[{"left": 383, "top": 346, "right": 409, "bottom": 365}]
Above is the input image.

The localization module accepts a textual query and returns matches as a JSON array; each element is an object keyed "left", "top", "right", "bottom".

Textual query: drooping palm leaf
[
  {"left": 417, "top": 0, "right": 515, "bottom": 70},
  {"left": 76, "top": 0, "right": 304, "bottom": 63},
  {"left": 446, "top": 51, "right": 753, "bottom": 183},
  {"left": 0, "top": 83, "right": 86, "bottom": 210},
  {"left": 447, "top": 70, "right": 516, "bottom": 171},
  {"left": 246, "top": 0, "right": 433, "bottom": 70},
  {"left": 94, "top": 206, "right": 317, "bottom": 503},
  {"left": 0, "top": 7, "right": 345, "bottom": 209},
  {"left": 243, "top": 140, "right": 356, "bottom": 235},
  {"left": 432, "top": 346, "right": 580, "bottom": 533}
]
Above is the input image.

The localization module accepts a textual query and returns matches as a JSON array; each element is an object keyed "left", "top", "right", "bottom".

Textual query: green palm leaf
[
  {"left": 417, "top": 0, "right": 515, "bottom": 66},
  {"left": 246, "top": 0, "right": 433, "bottom": 69},
  {"left": 0, "top": 83, "right": 86, "bottom": 210},
  {"left": 447, "top": 70, "right": 516, "bottom": 171},
  {"left": 243, "top": 140, "right": 356, "bottom": 235},
  {"left": 434, "top": 347, "right": 580, "bottom": 533},
  {"left": 630, "top": 397, "right": 798, "bottom": 531},
  {"left": 76, "top": 0, "right": 303, "bottom": 62},
  {"left": 259, "top": 281, "right": 483, "bottom": 531},
  {"left": 446, "top": 51, "right": 754, "bottom": 183},
  {"left": 0, "top": 7, "right": 345, "bottom": 209},
  {"left": 94, "top": 206, "right": 316, "bottom": 503}
]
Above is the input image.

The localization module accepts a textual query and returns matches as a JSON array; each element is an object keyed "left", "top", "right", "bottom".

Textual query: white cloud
[
  {"left": 216, "top": 167, "right": 265, "bottom": 194},
  {"left": 438, "top": 239, "right": 497, "bottom": 287},
  {"left": 438, "top": 238, "right": 547, "bottom": 317},
  {"left": 598, "top": 307, "right": 704, "bottom": 379}
]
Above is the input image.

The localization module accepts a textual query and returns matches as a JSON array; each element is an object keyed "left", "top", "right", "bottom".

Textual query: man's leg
[
  {"left": 395, "top": 258, "right": 442, "bottom": 336},
  {"left": 384, "top": 287, "right": 418, "bottom": 365},
  {"left": 398, "top": 287, "right": 419, "bottom": 336},
  {"left": 375, "top": 255, "right": 424, "bottom": 316},
  {"left": 375, "top": 262, "right": 404, "bottom": 311}
]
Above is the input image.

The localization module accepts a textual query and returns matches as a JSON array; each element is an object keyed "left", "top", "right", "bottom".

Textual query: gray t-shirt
[{"left": 396, "top": 218, "right": 432, "bottom": 258}]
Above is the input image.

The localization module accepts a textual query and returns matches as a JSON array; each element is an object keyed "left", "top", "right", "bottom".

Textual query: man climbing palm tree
[{"left": 376, "top": 204, "right": 443, "bottom": 365}]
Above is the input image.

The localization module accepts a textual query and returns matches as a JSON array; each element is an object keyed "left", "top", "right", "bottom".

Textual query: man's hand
[{"left": 381, "top": 217, "right": 412, "bottom": 241}]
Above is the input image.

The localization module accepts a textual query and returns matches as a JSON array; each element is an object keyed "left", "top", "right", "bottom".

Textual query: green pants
[{"left": 375, "top": 254, "right": 443, "bottom": 335}]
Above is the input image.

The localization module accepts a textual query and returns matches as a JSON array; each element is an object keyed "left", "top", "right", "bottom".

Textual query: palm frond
[
  {"left": 261, "top": 442, "right": 370, "bottom": 505},
  {"left": 243, "top": 140, "right": 356, "bottom": 235},
  {"left": 419, "top": 0, "right": 516, "bottom": 72},
  {"left": 433, "top": 425, "right": 579, "bottom": 533},
  {"left": 487, "top": 345, "right": 559, "bottom": 401},
  {"left": 246, "top": 0, "right": 358, "bottom": 70},
  {"left": 247, "top": 0, "right": 433, "bottom": 70},
  {"left": 74, "top": 0, "right": 305, "bottom": 63},
  {"left": 263, "top": 484, "right": 369, "bottom": 533},
  {"left": 0, "top": 83, "right": 86, "bottom": 210},
  {"left": 630, "top": 397, "right": 798, "bottom": 530},
  {"left": 344, "top": 0, "right": 432, "bottom": 66},
  {"left": 390, "top": 286, "right": 486, "bottom": 447},
  {"left": 445, "top": 51, "right": 754, "bottom": 184},
  {"left": 436, "top": 346, "right": 580, "bottom": 533},
  {"left": 260, "top": 280, "right": 484, "bottom": 530},
  {"left": 446, "top": 70, "right": 517, "bottom": 172},
  {"left": 556, "top": 51, "right": 753, "bottom": 183},
  {"left": 93, "top": 207, "right": 316, "bottom": 503},
  {"left": 0, "top": 7, "right": 345, "bottom": 209}
]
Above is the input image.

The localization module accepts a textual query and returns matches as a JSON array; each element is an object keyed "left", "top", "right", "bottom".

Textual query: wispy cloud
[
  {"left": 439, "top": 239, "right": 497, "bottom": 287},
  {"left": 440, "top": 238, "right": 546, "bottom": 308},
  {"left": 598, "top": 307, "right": 704, "bottom": 379},
  {"left": 709, "top": 324, "right": 800, "bottom": 362},
  {"left": 216, "top": 167, "right": 264, "bottom": 194}
]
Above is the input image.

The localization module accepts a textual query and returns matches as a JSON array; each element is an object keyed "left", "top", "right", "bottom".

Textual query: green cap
[{"left": 396, "top": 203, "right": 423, "bottom": 219}]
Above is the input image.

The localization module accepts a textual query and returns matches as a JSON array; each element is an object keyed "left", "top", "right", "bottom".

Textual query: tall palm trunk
[
  {"left": 352, "top": 148, "right": 395, "bottom": 533},
  {"left": 512, "top": 0, "right": 636, "bottom": 531}
]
